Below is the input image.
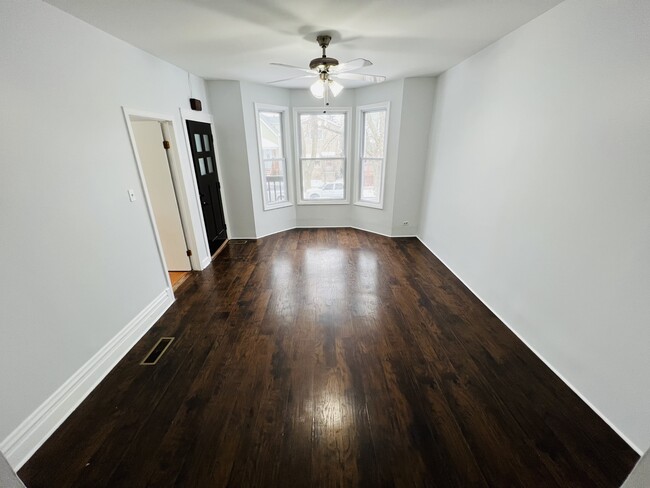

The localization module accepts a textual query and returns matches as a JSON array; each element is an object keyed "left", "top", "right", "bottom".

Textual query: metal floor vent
[
  {"left": 140, "top": 337, "right": 174, "bottom": 365},
  {"left": 229, "top": 240, "right": 248, "bottom": 245}
]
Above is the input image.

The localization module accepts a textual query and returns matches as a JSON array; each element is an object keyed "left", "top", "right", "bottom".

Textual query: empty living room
[{"left": 1, "top": 0, "right": 648, "bottom": 486}]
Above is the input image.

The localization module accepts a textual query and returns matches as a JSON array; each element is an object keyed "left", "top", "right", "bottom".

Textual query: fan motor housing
[{"left": 309, "top": 56, "right": 339, "bottom": 71}]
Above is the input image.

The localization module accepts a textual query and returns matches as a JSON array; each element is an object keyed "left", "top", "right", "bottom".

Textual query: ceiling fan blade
[
  {"left": 268, "top": 74, "right": 317, "bottom": 84},
  {"left": 329, "top": 58, "right": 372, "bottom": 74},
  {"left": 270, "top": 62, "right": 314, "bottom": 74},
  {"left": 334, "top": 72, "right": 386, "bottom": 83}
]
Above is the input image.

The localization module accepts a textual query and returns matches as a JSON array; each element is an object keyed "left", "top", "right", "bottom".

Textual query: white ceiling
[{"left": 45, "top": 0, "right": 563, "bottom": 88}]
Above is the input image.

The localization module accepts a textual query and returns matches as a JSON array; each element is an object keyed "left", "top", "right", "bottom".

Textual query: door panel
[
  {"left": 186, "top": 120, "right": 227, "bottom": 254},
  {"left": 133, "top": 121, "right": 191, "bottom": 271}
]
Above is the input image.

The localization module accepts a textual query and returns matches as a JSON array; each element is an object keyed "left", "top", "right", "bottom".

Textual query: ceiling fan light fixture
[
  {"left": 329, "top": 79, "right": 343, "bottom": 97},
  {"left": 310, "top": 79, "right": 325, "bottom": 99}
]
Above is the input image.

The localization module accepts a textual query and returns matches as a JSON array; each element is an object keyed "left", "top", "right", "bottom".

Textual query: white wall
[
  {"left": 352, "top": 80, "right": 404, "bottom": 236},
  {"left": 206, "top": 81, "right": 257, "bottom": 239},
  {"left": 392, "top": 78, "right": 436, "bottom": 236},
  {"left": 206, "top": 79, "right": 432, "bottom": 238},
  {"left": 419, "top": 0, "right": 650, "bottom": 452},
  {"left": 132, "top": 121, "right": 191, "bottom": 271},
  {"left": 622, "top": 449, "right": 650, "bottom": 488},
  {"left": 0, "top": 0, "right": 209, "bottom": 463},
  {"left": 239, "top": 82, "right": 296, "bottom": 238}
]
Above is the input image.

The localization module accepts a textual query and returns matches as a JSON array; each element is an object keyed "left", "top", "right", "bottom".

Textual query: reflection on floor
[
  {"left": 168, "top": 271, "right": 190, "bottom": 290},
  {"left": 19, "top": 229, "right": 638, "bottom": 487}
]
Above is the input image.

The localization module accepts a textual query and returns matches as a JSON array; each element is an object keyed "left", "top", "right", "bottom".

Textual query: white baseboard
[
  {"left": 0, "top": 288, "right": 175, "bottom": 470},
  {"left": 415, "top": 236, "right": 643, "bottom": 456},
  {"left": 254, "top": 225, "right": 297, "bottom": 239},
  {"left": 231, "top": 225, "right": 419, "bottom": 241},
  {"left": 200, "top": 255, "right": 212, "bottom": 269}
]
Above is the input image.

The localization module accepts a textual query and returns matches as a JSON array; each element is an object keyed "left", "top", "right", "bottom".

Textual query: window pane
[
  {"left": 198, "top": 157, "right": 206, "bottom": 176},
  {"left": 259, "top": 111, "right": 283, "bottom": 159},
  {"left": 203, "top": 134, "right": 210, "bottom": 152},
  {"left": 363, "top": 110, "right": 387, "bottom": 158},
  {"left": 263, "top": 159, "right": 287, "bottom": 205},
  {"left": 360, "top": 158, "right": 382, "bottom": 203},
  {"left": 206, "top": 156, "right": 214, "bottom": 174},
  {"left": 301, "top": 159, "right": 345, "bottom": 200},
  {"left": 300, "top": 113, "right": 345, "bottom": 158},
  {"left": 194, "top": 133, "right": 203, "bottom": 152}
]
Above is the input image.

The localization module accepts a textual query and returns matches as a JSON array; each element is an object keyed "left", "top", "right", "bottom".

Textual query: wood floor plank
[{"left": 19, "top": 229, "right": 638, "bottom": 487}]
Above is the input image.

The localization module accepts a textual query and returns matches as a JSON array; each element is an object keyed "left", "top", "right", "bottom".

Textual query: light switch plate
[{"left": 128, "top": 189, "right": 136, "bottom": 202}]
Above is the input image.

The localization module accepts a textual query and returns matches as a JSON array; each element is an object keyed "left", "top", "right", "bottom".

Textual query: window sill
[
  {"left": 297, "top": 200, "right": 350, "bottom": 206},
  {"left": 263, "top": 201, "right": 294, "bottom": 211},
  {"left": 354, "top": 200, "right": 384, "bottom": 210}
]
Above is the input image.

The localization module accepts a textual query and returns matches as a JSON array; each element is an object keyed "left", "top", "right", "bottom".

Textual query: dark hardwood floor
[{"left": 19, "top": 228, "right": 637, "bottom": 487}]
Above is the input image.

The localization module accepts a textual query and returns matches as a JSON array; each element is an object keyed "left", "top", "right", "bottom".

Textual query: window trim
[
  {"left": 354, "top": 102, "right": 390, "bottom": 210},
  {"left": 254, "top": 103, "right": 293, "bottom": 211},
  {"left": 293, "top": 107, "right": 352, "bottom": 206}
]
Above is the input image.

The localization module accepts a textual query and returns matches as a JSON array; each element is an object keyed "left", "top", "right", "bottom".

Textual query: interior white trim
[
  {"left": 415, "top": 237, "right": 644, "bottom": 456},
  {"left": 354, "top": 102, "right": 390, "bottom": 209},
  {"left": 253, "top": 225, "right": 298, "bottom": 240},
  {"left": 233, "top": 224, "right": 411, "bottom": 240},
  {"left": 253, "top": 103, "right": 294, "bottom": 211},
  {"left": 0, "top": 289, "right": 174, "bottom": 469},
  {"left": 293, "top": 107, "right": 353, "bottom": 205},
  {"left": 200, "top": 255, "right": 212, "bottom": 269}
]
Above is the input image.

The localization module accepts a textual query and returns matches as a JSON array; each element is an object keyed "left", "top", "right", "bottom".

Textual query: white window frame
[
  {"left": 293, "top": 107, "right": 352, "bottom": 205},
  {"left": 355, "top": 102, "right": 390, "bottom": 209},
  {"left": 254, "top": 103, "right": 293, "bottom": 211}
]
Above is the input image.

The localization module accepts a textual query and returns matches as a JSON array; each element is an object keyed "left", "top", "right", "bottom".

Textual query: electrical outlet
[{"left": 402, "top": 221, "right": 409, "bottom": 226}]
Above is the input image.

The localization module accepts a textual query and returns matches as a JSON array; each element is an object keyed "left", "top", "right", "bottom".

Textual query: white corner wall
[
  {"left": 206, "top": 81, "right": 257, "bottom": 239},
  {"left": 392, "top": 77, "right": 436, "bottom": 236},
  {"left": 352, "top": 80, "right": 405, "bottom": 236},
  {"left": 419, "top": 0, "right": 650, "bottom": 452},
  {"left": 0, "top": 0, "right": 210, "bottom": 466},
  {"left": 239, "top": 82, "right": 296, "bottom": 238}
]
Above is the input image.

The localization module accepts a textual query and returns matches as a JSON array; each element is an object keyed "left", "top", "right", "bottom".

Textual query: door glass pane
[
  {"left": 198, "top": 157, "right": 206, "bottom": 176},
  {"left": 259, "top": 112, "right": 283, "bottom": 158},
  {"left": 203, "top": 134, "right": 210, "bottom": 152},
  {"left": 360, "top": 158, "right": 382, "bottom": 203},
  {"left": 194, "top": 133, "right": 203, "bottom": 152},
  {"left": 207, "top": 157, "right": 214, "bottom": 174},
  {"left": 301, "top": 159, "right": 345, "bottom": 200},
  {"left": 363, "top": 110, "right": 387, "bottom": 158},
  {"left": 299, "top": 113, "right": 345, "bottom": 158}
]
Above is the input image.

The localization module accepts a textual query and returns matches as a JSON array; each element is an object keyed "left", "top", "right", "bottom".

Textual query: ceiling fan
[{"left": 270, "top": 35, "right": 386, "bottom": 101}]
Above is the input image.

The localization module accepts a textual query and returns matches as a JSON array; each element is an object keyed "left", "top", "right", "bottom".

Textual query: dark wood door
[{"left": 186, "top": 120, "right": 227, "bottom": 254}]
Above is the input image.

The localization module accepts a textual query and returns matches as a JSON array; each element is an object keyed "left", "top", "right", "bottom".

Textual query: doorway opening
[{"left": 124, "top": 110, "right": 198, "bottom": 294}]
